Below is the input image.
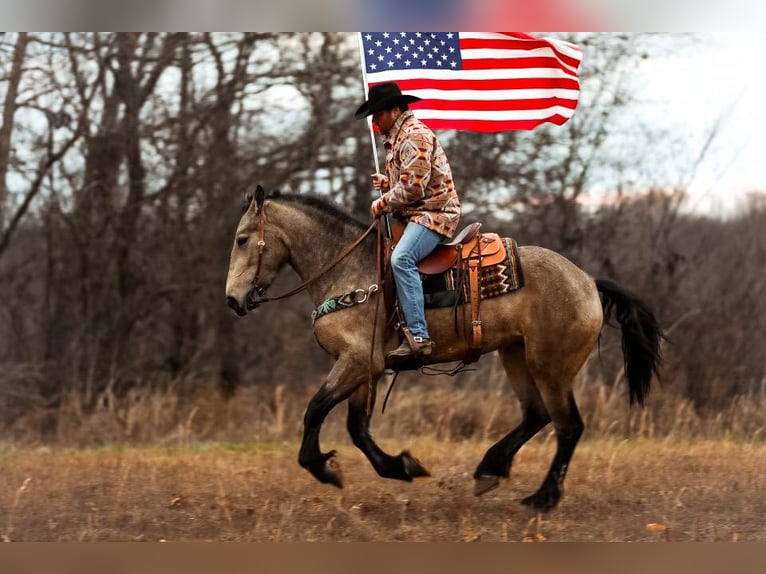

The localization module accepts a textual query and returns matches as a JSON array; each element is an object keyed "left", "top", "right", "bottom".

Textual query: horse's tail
[{"left": 595, "top": 278, "right": 664, "bottom": 407}]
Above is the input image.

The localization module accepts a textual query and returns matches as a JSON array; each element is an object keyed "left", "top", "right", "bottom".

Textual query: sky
[{"left": 632, "top": 32, "right": 766, "bottom": 212}]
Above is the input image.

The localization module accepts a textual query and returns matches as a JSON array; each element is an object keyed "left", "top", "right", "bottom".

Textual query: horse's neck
[{"left": 275, "top": 204, "right": 375, "bottom": 304}]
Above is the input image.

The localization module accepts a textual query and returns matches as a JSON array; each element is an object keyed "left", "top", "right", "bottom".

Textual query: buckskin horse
[{"left": 225, "top": 186, "right": 663, "bottom": 511}]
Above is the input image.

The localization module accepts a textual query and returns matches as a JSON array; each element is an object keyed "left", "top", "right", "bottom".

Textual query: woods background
[{"left": 0, "top": 32, "right": 764, "bottom": 445}]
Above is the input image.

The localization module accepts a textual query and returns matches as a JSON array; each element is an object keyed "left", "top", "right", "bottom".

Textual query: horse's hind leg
[
  {"left": 474, "top": 345, "right": 551, "bottom": 495},
  {"left": 520, "top": 384, "right": 583, "bottom": 512},
  {"left": 346, "top": 382, "right": 430, "bottom": 481}
]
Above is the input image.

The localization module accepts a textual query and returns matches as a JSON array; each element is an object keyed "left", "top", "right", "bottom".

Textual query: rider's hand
[
  {"left": 371, "top": 198, "right": 386, "bottom": 218},
  {"left": 370, "top": 173, "right": 389, "bottom": 191}
]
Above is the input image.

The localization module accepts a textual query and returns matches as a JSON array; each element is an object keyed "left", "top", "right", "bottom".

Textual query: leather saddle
[{"left": 416, "top": 222, "right": 506, "bottom": 275}]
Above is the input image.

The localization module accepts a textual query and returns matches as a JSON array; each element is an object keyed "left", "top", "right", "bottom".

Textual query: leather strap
[{"left": 466, "top": 258, "right": 482, "bottom": 363}]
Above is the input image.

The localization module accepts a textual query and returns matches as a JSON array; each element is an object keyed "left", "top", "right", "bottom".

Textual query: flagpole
[{"left": 357, "top": 32, "right": 391, "bottom": 239}]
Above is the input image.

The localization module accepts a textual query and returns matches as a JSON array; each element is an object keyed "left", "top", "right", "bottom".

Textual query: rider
[{"left": 355, "top": 82, "right": 461, "bottom": 359}]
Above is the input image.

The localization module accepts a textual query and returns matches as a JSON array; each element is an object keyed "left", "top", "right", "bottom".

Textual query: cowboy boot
[{"left": 387, "top": 336, "right": 434, "bottom": 359}]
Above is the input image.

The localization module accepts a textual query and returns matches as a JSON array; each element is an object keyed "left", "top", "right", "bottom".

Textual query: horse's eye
[{"left": 236, "top": 236, "right": 248, "bottom": 247}]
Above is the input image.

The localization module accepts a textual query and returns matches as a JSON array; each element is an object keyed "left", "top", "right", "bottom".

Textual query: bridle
[{"left": 248, "top": 203, "right": 378, "bottom": 309}]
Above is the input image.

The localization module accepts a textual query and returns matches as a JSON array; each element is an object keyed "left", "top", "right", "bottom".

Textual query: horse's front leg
[
  {"left": 347, "top": 381, "right": 431, "bottom": 482},
  {"left": 297, "top": 355, "right": 367, "bottom": 488}
]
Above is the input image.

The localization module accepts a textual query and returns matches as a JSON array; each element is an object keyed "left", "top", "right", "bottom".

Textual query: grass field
[{"left": 1, "top": 437, "right": 764, "bottom": 542}]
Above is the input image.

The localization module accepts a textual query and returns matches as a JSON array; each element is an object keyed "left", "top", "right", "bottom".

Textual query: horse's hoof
[
  {"left": 521, "top": 490, "right": 559, "bottom": 512},
  {"left": 401, "top": 450, "right": 431, "bottom": 479},
  {"left": 307, "top": 451, "right": 344, "bottom": 488},
  {"left": 322, "top": 455, "right": 344, "bottom": 489},
  {"left": 474, "top": 474, "right": 501, "bottom": 496}
]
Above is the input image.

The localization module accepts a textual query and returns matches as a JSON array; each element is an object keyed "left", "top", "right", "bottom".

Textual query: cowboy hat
[{"left": 354, "top": 82, "right": 422, "bottom": 119}]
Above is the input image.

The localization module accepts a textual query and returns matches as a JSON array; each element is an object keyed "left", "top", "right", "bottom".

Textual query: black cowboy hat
[{"left": 354, "top": 82, "right": 422, "bottom": 120}]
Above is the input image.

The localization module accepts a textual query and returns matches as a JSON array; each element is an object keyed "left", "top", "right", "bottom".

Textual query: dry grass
[
  {"left": 1, "top": 368, "right": 764, "bottom": 541},
  {"left": 0, "top": 438, "right": 763, "bottom": 541}
]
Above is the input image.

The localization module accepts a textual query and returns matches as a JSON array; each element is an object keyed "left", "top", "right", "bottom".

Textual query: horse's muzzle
[{"left": 226, "top": 296, "right": 248, "bottom": 316}]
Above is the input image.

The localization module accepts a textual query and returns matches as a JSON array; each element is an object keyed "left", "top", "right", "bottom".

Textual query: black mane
[{"left": 269, "top": 191, "right": 368, "bottom": 232}]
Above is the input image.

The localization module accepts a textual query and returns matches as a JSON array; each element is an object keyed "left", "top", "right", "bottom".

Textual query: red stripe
[
  {"left": 458, "top": 37, "right": 582, "bottom": 70},
  {"left": 374, "top": 77, "right": 580, "bottom": 92},
  {"left": 461, "top": 56, "right": 577, "bottom": 71},
  {"left": 413, "top": 97, "right": 578, "bottom": 112},
  {"left": 421, "top": 114, "right": 572, "bottom": 132}
]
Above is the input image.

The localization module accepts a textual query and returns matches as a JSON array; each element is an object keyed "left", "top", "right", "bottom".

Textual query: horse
[{"left": 225, "top": 186, "right": 663, "bottom": 512}]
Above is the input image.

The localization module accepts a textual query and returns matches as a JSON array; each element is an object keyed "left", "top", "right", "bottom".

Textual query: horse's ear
[
  {"left": 255, "top": 185, "right": 266, "bottom": 214},
  {"left": 243, "top": 189, "right": 254, "bottom": 212}
]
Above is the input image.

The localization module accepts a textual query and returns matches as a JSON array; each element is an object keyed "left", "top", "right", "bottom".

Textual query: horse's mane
[{"left": 269, "top": 191, "right": 368, "bottom": 232}]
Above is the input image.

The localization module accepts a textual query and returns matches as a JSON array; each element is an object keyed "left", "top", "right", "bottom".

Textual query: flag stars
[{"left": 362, "top": 32, "right": 463, "bottom": 74}]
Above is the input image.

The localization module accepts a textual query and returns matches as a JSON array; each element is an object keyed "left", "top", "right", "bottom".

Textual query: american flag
[{"left": 359, "top": 32, "right": 582, "bottom": 132}]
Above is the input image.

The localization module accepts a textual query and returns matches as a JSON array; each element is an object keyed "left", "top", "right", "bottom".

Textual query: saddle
[{"left": 386, "top": 221, "right": 506, "bottom": 366}]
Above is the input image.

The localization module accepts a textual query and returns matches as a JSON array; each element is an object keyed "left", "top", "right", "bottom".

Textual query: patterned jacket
[{"left": 374, "top": 111, "right": 461, "bottom": 239}]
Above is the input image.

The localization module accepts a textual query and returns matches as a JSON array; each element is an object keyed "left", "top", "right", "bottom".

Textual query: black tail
[{"left": 595, "top": 278, "right": 664, "bottom": 406}]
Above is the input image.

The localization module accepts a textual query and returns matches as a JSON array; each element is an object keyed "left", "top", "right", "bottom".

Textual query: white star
[
  {"left": 370, "top": 63, "right": 377, "bottom": 70},
  {"left": 450, "top": 61, "right": 457, "bottom": 68},
  {"left": 377, "top": 54, "right": 384, "bottom": 61},
  {"left": 383, "top": 32, "right": 390, "bottom": 38},
  {"left": 388, "top": 60, "right": 394, "bottom": 67},
  {"left": 436, "top": 60, "right": 443, "bottom": 67},
  {"left": 393, "top": 38, "right": 400, "bottom": 45},
  {"left": 405, "top": 60, "right": 411, "bottom": 66},
  {"left": 385, "top": 46, "right": 392, "bottom": 53},
  {"left": 421, "top": 59, "right": 427, "bottom": 66},
  {"left": 416, "top": 33, "right": 422, "bottom": 37},
  {"left": 368, "top": 48, "right": 374, "bottom": 55},
  {"left": 375, "top": 40, "right": 382, "bottom": 47},
  {"left": 395, "top": 53, "right": 402, "bottom": 59},
  {"left": 447, "top": 33, "right": 454, "bottom": 39},
  {"left": 424, "top": 39, "right": 431, "bottom": 46},
  {"left": 365, "top": 34, "right": 372, "bottom": 41}
]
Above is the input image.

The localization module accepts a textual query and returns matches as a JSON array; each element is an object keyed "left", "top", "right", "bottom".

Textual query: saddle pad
[{"left": 422, "top": 237, "right": 525, "bottom": 308}]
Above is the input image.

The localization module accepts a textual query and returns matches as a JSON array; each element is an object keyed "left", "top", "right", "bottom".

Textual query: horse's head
[{"left": 225, "top": 185, "right": 289, "bottom": 316}]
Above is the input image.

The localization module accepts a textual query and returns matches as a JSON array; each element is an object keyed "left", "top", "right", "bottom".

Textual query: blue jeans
[{"left": 391, "top": 223, "right": 443, "bottom": 339}]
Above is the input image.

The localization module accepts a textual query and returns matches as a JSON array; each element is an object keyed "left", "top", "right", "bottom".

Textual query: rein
[{"left": 250, "top": 206, "right": 378, "bottom": 306}]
